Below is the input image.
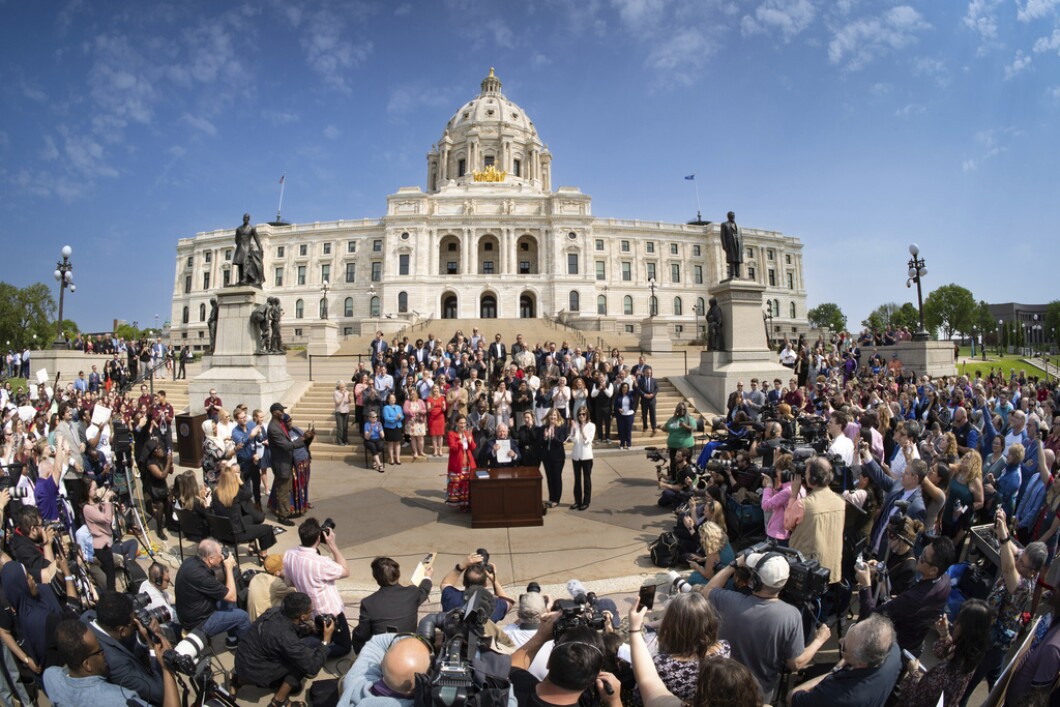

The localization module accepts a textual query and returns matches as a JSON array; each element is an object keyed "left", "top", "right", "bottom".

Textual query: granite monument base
[{"left": 638, "top": 317, "right": 673, "bottom": 353}]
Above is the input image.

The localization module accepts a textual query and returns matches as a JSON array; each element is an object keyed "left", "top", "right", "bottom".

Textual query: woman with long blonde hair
[
  {"left": 942, "top": 450, "right": 985, "bottom": 545},
  {"left": 210, "top": 462, "right": 276, "bottom": 561}
]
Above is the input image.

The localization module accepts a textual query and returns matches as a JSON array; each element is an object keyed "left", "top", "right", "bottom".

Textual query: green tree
[
  {"left": 892, "top": 303, "right": 920, "bottom": 331},
  {"left": 969, "top": 300, "right": 994, "bottom": 347},
  {"left": 1045, "top": 301, "right": 1060, "bottom": 348},
  {"left": 808, "top": 302, "right": 847, "bottom": 332},
  {"left": 862, "top": 302, "right": 898, "bottom": 331},
  {"left": 114, "top": 322, "right": 143, "bottom": 341},
  {"left": 0, "top": 281, "right": 59, "bottom": 349},
  {"left": 923, "top": 284, "right": 976, "bottom": 339}
]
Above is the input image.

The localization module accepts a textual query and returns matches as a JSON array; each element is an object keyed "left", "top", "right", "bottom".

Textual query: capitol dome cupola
[{"left": 426, "top": 68, "right": 551, "bottom": 193}]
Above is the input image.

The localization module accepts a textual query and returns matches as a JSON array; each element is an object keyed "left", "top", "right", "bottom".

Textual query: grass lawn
[
  {"left": 953, "top": 346, "right": 1057, "bottom": 381},
  {"left": 2, "top": 377, "right": 29, "bottom": 391}
]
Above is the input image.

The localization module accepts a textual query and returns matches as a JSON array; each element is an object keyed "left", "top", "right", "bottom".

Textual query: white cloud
[
  {"left": 394, "top": 3, "right": 411, "bottom": 15},
  {"left": 531, "top": 53, "right": 552, "bottom": 68},
  {"left": 913, "top": 56, "right": 949, "bottom": 86},
  {"left": 828, "top": 5, "right": 930, "bottom": 70},
  {"left": 894, "top": 103, "right": 925, "bottom": 117},
  {"left": 962, "top": 159, "right": 978, "bottom": 172},
  {"left": 1016, "top": 0, "right": 1060, "bottom": 22},
  {"left": 323, "top": 124, "right": 342, "bottom": 140},
  {"left": 1049, "top": 85, "right": 1060, "bottom": 99},
  {"left": 962, "top": 126, "right": 1021, "bottom": 171},
  {"left": 870, "top": 81, "right": 892, "bottom": 96},
  {"left": 963, "top": 0, "right": 1001, "bottom": 41},
  {"left": 41, "top": 135, "right": 60, "bottom": 160},
  {"left": 644, "top": 27, "right": 716, "bottom": 79},
  {"left": 181, "top": 113, "right": 218, "bottom": 135},
  {"left": 614, "top": 0, "right": 667, "bottom": 31},
  {"left": 1004, "top": 50, "right": 1032, "bottom": 79},
  {"left": 387, "top": 86, "right": 461, "bottom": 116},
  {"left": 1033, "top": 28, "right": 1060, "bottom": 53},
  {"left": 741, "top": 0, "right": 816, "bottom": 41},
  {"left": 262, "top": 110, "right": 300, "bottom": 125},
  {"left": 58, "top": 126, "right": 118, "bottom": 178},
  {"left": 300, "top": 8, "right": 373, "bottom": 91}
]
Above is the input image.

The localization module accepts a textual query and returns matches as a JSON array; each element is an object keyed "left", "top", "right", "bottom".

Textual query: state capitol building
[{"left": 171, "top": 70, "right": 809, "bottom": 350}]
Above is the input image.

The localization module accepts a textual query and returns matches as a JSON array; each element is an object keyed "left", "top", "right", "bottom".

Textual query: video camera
[
  {"left": 553, "top": 592, "right": 607, "bottom": 639},
  {"left": 739, "top": 539, "right": 830, "bottom": 607},
  {"left": 415, "top": 586, "right": 509, "bottom": 707}
]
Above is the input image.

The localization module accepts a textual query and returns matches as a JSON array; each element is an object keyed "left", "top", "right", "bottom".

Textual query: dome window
[
  {"left": 567, "top": 232, "right": 577, "bottom": 240},
  {"left": 484, "top": 155, "right": 495, "bottom": 168},
  {"left": 487, "top": 109, "right": 495, "bottom": 116},
  {"left": 512, "top": 113, "right": 519, "bottom": 119},
  {"left": 513, "top": 159, "right": 521, "bottom": 177},
  {"left": 463, "top": 112, "right": 470, "bottom": 119},
  {"left": 400, "top": 232, "right": 410, "bottom": 241}
]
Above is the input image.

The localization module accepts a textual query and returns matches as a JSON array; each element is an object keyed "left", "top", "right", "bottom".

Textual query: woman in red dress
[
  {"left": 426, "top": 384, "right": 447, "bottom": 458},
  {"left": 445, "top": 415, "right": 476, "bottom": 512}
]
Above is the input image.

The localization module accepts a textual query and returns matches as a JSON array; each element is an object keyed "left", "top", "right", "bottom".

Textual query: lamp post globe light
[
  {"left": 52, "top": 245, "right": 74, "bottom": 349},
  {"left": 905, "top": 243, "right": 929, "bottom": 342}
]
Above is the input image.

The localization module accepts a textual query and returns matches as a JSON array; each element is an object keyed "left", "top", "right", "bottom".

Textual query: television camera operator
[
  {"left": 8, "top": 505, "right": 64, "bottom": 584},
  {"left": 787, "top": 456, "right": 845, "bottom": 587},
  {"left": 232, "top": 592, "right": 333, "bottom": 707},
  {"left": 440, "top": 551, "right": 513, "bottom": 623},
  {"left": 700, "top": 549, "right": 830, "bottom": 700}
]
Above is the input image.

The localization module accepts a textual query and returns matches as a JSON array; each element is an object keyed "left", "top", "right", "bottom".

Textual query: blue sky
[{"left": 2, "top": 0, "right": 1058, "bottom": 334}]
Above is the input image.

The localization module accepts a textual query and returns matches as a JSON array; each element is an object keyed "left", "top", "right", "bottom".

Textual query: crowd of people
[{"left": 2, "top": 322, "right": 1060, "bottom": 707}]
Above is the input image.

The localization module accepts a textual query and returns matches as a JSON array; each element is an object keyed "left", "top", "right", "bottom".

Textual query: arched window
[
  {"left": 697, "top": 297, "right": 706, "bottom": 316},
  {"left": 295, "top": 299, "right": 304, "bottom": 319},
  {"left": 673, "top": 297, "right": 683, "bottom": 316},
  {"left": 597, "top": 295, "right": 607, "bottom": 315},
  {"left": 198, "top": 303, "right": 206, "bottom": 321},
  {"left": 398, "top": 291, "right": 408, "bottom": 313},
  {"left": 370, "top": 296, "right": 380, "bottom": 317},
  {"left": 344, "top": 297, "right": 354, "bottom": 317},
  {"left": 789, "top": 302, "right": 796, "bottom": 319},
  {"left": 623, "top": 295, "right": 634, "bottom": 316},
  {"left": 182, "top": 306, "right": 189, "bottom": 324},
  {"left": 569, "top": 291, "right": 580, "bottom": 311}
]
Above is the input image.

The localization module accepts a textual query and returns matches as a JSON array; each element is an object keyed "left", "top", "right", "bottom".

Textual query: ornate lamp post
[
  {"left": 368, "top": 283, "right": 377, "bottom": 317},
  {"left": 694, "top": 299, "right": 704, "bottom": 342},
  {"left": 997, "top": 319, "right": 1004, "bottom": 356},
  {"left": 52, "top": 245, "right": 75, "bottom": 349},
  {"left": 320, "top": 279, "right": 330, "bottom": 320},
  {"left": 647, "top": 277, "right": 658, "bottom": 317},
  {"left": 763, "top": 302, "right": 774, "bottom": 348},
  {"left": 905, "top": 243, "right": 929, "bottom": 342}
]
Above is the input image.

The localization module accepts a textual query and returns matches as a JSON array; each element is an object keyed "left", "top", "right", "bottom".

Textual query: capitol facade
[{"left": 171, "top": 69, "right": 808, "bottom": 350}]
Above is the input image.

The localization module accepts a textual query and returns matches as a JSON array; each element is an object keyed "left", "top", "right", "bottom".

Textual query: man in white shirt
[
  {"left": 139, "top": 562, "right": 181, "bottom": 640},
  {"left": 827, "top": 411, "right": 855, "bottom": 466},
  {"left": 883, "top": 420, "right": 920, "bottom": 480}
]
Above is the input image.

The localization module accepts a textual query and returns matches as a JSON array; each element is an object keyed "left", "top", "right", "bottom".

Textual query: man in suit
[
  {"left": 369, "top": 331, "right": 388, "bottom": 368},
  {"left": 351, "top": 557, "right": 433, "bottom": 653},
  {"left": 84, "top": 590, "right": 168, "bottom": 705},
  {"left": 636, "top": 365, "right": 659, "bottom": 435},
  {"left": 488, "top": 334, "right": 507, "bottom": 382},
  {"left": 857, "top": 445, "right": 927, "bottom": 558},
  {"left": 266, "top": 402, "right": 314, "bottom": 526}
]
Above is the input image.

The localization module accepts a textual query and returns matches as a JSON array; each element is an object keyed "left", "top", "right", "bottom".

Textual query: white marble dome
[
  {"left": 426, "top": 68, "right": 552, "bottom": 193},
  {"left": 445, "top": 68, "right": 537, "bottom": 137}
]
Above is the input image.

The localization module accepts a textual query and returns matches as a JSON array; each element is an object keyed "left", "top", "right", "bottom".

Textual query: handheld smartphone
[
  {"left": 901, "top": 648, "right": 925, "bottom": 671},
  {"left": 422, "top": 552, "right": 435, "bottom": 566},
  {"left": 638, "top": 584, "right": 656, "bottom": 611}
]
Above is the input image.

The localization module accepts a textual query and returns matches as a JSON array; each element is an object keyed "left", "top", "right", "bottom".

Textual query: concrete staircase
[{"left": 291, "top": 377, "right": 706, "bottom": 463}]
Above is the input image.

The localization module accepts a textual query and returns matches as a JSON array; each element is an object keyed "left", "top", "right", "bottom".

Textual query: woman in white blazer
[{"left": 570, "top": 406, "right": 596, "bottom": 510}]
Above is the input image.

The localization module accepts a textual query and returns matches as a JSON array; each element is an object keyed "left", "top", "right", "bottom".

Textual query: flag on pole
[
  {"left": 684, "top": 174, "right": 695, "bottom": 180},
  {"left": 279, "top": 174, "right": 285, "bottom": 184}
]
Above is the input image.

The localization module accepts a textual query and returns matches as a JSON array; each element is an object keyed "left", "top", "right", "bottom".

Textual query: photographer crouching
[{"left": 231, "top": 592, "right": 333, "bottom": 706}]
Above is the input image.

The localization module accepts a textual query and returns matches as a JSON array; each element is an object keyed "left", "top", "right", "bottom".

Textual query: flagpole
[
  {"left": 276, "top": 174, "right": 286, "bottom": 223},
  {"left": 693, "top": 178, "right": 702, "bottom": 222}
]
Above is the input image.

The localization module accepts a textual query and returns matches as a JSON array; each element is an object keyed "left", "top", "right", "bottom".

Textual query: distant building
[
  {"left": 989, "top": 302, "right": 1053, "bottom": 346},
  {"left": 171, "top": 69, "right": 809, "bottom": 350}
]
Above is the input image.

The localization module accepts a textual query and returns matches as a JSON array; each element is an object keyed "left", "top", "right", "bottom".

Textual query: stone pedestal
[
  {"left": 307, "top": 321, "right": 340, "bottom": 357},
  {"left": 188, "top": 286, "right": 292, "bottom": 415},
  {"left": 856, "top": 341, "right": 957, "bottom": 378},
  {"left": 687, "top": 279, "right": 790, "bottom": 414},
  {"left": 24, "top": 349, "right": 94, "bottom": 391},
  {"left": 638, "top": 317, "right": 673, "bottom": 353}
]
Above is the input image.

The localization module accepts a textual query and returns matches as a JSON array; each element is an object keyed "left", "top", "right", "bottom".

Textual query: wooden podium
[{"left": 469, "top": 466, "right": 543, "bottom": 529}]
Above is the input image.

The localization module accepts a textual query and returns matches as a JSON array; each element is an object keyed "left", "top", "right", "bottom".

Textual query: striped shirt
[{"left": 283, "top": 546, "right": 345, "bottom": 616}]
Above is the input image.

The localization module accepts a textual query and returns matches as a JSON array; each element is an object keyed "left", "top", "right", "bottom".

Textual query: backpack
[{"left": 649, "top": 531, "right": 680, "bottom": 567}]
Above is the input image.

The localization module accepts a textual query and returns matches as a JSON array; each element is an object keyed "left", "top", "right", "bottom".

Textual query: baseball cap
[
  {"left": 269, "top": 402, "right": 286, "bottom": 413},
  {"left": 746, "top": 552, "right": 789, "bottom": 589}
]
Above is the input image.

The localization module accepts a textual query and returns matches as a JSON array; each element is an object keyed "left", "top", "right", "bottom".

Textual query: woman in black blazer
[
  {"left": 211, "top": 463, "right": 276, "bottom": 560},
  {"left": 536, "top": 408, "right": 569, "bottom": 508}
]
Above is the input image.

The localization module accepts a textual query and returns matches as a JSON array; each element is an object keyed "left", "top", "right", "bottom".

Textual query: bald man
[{"left": 337, "top": 634, "right": 432, "bottom": 707}]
